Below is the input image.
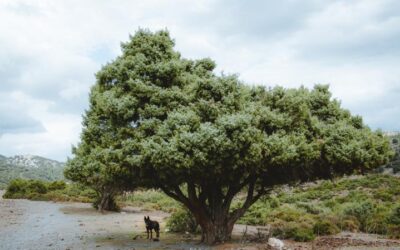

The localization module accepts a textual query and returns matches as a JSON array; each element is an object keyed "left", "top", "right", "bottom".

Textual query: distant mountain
[
  {"left": 5, "top": 155, "right": 64, "bottom": 169},
  {"left": 0, "top": 155, "right": 65, "bottom": 189}
]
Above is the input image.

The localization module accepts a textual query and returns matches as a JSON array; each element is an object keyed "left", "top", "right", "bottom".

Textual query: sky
[{"left": 0, "top": 0, "right": 399, "bottom": 161}]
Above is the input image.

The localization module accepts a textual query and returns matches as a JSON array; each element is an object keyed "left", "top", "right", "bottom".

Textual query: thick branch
[
  {"left": 228, "top": 179, "right": 270, "bottom": 224},
  {"left": 223, "top": 174, "right": 253, "bottom": 209}
]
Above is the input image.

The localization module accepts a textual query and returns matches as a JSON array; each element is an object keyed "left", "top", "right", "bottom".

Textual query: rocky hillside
[{"left": 0, "top": 155, "right": 65, "bottom": 189}]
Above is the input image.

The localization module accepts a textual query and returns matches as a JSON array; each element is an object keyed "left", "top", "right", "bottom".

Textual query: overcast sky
[{"left": 0, "top": 0, "right": 399, "bottom": 161}]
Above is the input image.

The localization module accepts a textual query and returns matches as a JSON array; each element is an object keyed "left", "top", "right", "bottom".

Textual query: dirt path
[
  {"left": 0, "top": 190, "right": 194, "bottom": 250},
  {"left": 1, "top": 190, "right": 400, "bottom": 250}
]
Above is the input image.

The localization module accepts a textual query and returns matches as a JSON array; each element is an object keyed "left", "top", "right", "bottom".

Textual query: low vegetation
[
  {"left": 3, "top": 179, "right": 96, "bottom": 202},
  {"left": 236, "top": 174, "right": 400, "bottom": 241},
  {"left": 4, "top": 174, "right": 400, "bottom": 242},
  {"left": 118, "top": 189, "right": 179, "bottom": 213}
]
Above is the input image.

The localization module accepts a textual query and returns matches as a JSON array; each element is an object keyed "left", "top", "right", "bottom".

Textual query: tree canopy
[{"left": 65, "top": 29, "right": 393, "bottom": 243}]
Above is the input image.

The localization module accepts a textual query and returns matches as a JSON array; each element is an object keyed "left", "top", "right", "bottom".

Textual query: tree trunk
[
  {"left": 98, "top": 192, "right": 119, "bottom": 212},
  {"left": 195, "top": 213, "right": 235, "bottom": 244},
  {"left": 203, "top": 222, "right": 235, "bottom": 244}
]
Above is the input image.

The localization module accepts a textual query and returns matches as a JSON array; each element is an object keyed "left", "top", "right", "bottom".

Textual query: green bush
[
  {"left": 313, "top": 219, "right": 340, "bottom": 236},
  {"left": 373, "top": 189, "right": 394, "bottom": 202},
  {"left": 342, "top": 200, "right": 375, "bottom": 230},
  {"left": 270, "top": 220, "right": 315, "bottom": 242},
  {"left": 296, "top": 202, "right": 326, "bottom": 215},
  {"left": 166, "top": 207, "right": 198, "bottom": 233},
  {"left": 27, "top": 180, "right": 48, "bottom": 194},
  {"left": 292, "top": 227, "right": 315, "bottom": 242},
  {"left": 3, "top": 179, "right": 96, "bottom": 203},
  {"left": 237, "top": 201, "right": 270, "bottom": 225},
  {"left": 48, "top": 180, "right": 67, "bottom": 191},
  {"left": 4, "top": 179, "right": 28, "bottom": 198},
  {"left": 339, "top": 218, "right": 360, "bottom": 232},
  {"left": 387, "top": 204, "right": 400, "bottom": 225}
]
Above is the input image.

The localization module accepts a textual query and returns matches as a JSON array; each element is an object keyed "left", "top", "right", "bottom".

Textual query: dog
[{"left": 144, "top": 216, "right": 160, "bottom": 239}]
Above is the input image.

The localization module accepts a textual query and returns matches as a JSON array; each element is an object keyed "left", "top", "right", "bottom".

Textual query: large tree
[{"left": 69, "top": 29, "right": 393, "bottom": 243}]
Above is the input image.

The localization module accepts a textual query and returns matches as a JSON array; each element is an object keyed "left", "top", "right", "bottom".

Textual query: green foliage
[
  {"left": 313, "top": 219, "right": 340, "bottom": 236},
  {"left": 27, "top": 180, "right": 48, "bottom": 194},
  {"left": 339, "top": 217, "right": 360, "bottom": 232},
  {"left": 238, "top": 174, "right": 400, "bottom": 241},
  {"left": 292, "top": 227, "right": 316, "bottom": 242},
  {"left": 67, "top": 29, "right": 394, "bottom": 243},
  {"left": 342, "top": 200, "right": 375, "bottom": 230},
  {"left": 387, "top": 204, "right": 400, "bottom": 225},
  {"left": 166, "top": 207, "right": 199, "bottom": 233},
  {"left": 3, "top": 179, "right": 96, "bottom": 202},
  {"left": 48, "top": 180, "right": 67, "bottom": 191},
  {"left": 118, "top": 189, "right": 179, "bottom": 213}
]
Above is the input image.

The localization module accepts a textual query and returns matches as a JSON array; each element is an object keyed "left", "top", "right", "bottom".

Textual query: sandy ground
[{"left": 1, "top": 190, "right": 400, "bottom": 250}]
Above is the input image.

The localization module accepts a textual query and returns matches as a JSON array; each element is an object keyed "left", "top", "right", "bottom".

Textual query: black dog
[{"left": 144, "top": 216, "right": 160, "bottom": 239}]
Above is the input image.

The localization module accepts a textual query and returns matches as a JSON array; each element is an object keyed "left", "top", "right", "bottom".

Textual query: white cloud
[{"left": 0, "top": 0, "right": 399, "bottom": 160}]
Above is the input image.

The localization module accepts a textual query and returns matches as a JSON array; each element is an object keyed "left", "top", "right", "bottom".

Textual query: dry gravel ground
[{"left": 1, "top": 190, "right": 400, "bottom": 250}]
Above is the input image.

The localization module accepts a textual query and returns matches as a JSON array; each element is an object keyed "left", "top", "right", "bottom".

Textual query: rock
[{"left": 267, "top": 237, "right": 284, "bottom": 250}]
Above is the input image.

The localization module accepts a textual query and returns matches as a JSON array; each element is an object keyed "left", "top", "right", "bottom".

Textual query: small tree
[
  {"left": 69, "top": 29, "right": 393, "bottom": 243},
  {"left": 64, "top": 86, "right": 138, "bottom": 211}
]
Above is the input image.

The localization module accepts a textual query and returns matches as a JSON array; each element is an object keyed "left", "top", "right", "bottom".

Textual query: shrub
[
  {"left": 365, "top": 217, "right": 387, "bottom": 234},
  {"left": 4, "top": 179, "right": 28, "bottom": 198},
  {"left": 119, "top": 189, "right": 178, "bottom": 213},
  {"left": 3, "top": 179, "right": 96, "bottom": 203},
  {"left": 313, "top": 219, "right": 340, "bottom": 236},
  {"left": 48, "top": 181, "right": 67, "bottom": 191},
  {"left": 388, "top": 225, "right": 400, "bottom": 239},
  {"left": 27, "top": 180, "right": 48, "bottom": 194},
  {"left": 340, "top": 218, "right": 360, "bottom": 232},
  {"left": 292, "top": 227, "right": 315, "bottom": 242},
  {"left": 166, "top": 207, "right": 198, "bottom": 233},
  {"left": 296, "top": 202, "right": 326, "bottom": 215},
  {"left": 387, "top": 204, "right": 400, "bottom": 225},
  {"left": 238, "top": 201, "right": 270, "bottom": 225},
  {"left": 373, "top": 189, "right": 394, "bottom": 202},
  {"left": 342, "top": 200, "right": 375, "bottom": 230},
  {"left": 270, "top": 220, "right": 315, "bottom": 242},
  {"left": 269, "top": 196, "right": 281, "bottom": 209}
]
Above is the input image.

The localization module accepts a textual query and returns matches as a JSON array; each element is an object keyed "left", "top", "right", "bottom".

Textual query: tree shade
[{"left": 64, "top": 29, "right": 393, "bottom": 243}]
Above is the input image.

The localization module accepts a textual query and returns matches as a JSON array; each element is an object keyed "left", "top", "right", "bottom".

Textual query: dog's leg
[
  {"left": 150, "top": 229, "right": 153, "bottom": 239},
  {"left": 146, "top": 228, "right": 149, "bottom": 239},
  {"left": 156, "top": 229, "right": 159, "bottom": 238}
]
